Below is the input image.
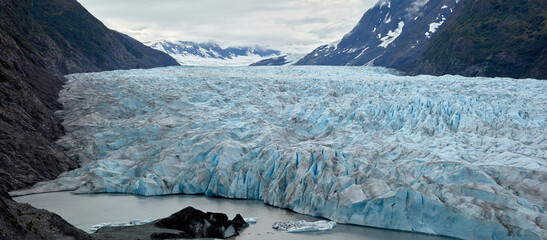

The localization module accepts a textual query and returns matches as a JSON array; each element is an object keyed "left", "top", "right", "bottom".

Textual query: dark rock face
[
  {"left": 297, "top": 0, "right": 547, "bottom": 79},
  {"left": 28, "top": 0, "right": 179, "bottom": 74},
  {"left": 232, "top": 214, "right": 249, "bottom": 229},
  {"left": 0, "top": 0, "right": 178, "bottom": 192},
  {"left": 0, "top": 189, "right": 92, "bottom": 240},
  {"left": 0, "top": 0, "right": 177, "bottom": 239},
  {"left": 404, "top": 0, "right": 547, "bottom": 79},
  {"left": 93, "top": 207, "right": 248, "bottom": 240}
]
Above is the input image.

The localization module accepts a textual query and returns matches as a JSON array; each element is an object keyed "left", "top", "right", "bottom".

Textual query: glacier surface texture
[
  {"left": 27, "top": 66, "right": 547, "bottom": 239},
  {"left": 273, "top": 220, "right": 337, "bottom": 233}
]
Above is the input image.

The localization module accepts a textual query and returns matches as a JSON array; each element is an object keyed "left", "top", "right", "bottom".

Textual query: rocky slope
[
  {"left": 296, "top": 0, "right": 461, "bottom": 67},
  {"left": 404, "top": 0, "right": 547, "bottom": 79},
  {"left": 297, "top": 0, "right": 547, "bottom": 79},
  {"left": 0, "top": 188, "right": 92, "bottom": 240},
  {"left": 0, "top": 0, "right": 177, "bottom": 238},
  {"left": 0, "top": 0, "right": 178, "bottom": 192}
]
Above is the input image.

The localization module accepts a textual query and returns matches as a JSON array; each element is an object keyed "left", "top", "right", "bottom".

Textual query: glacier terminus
[{"left": 17, "top": 66, "right": 546, "bottom": 239}]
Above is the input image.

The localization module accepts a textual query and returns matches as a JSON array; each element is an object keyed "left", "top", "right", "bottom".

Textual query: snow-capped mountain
[
  {"left": 297, "top": 0, "right": 460, "bottom": 67},
  {"left": 145, "top": 40, "right": 281, "bottom": 66},
  {"left": 249, "top": 53, "right": 306, "bottom": 66}
]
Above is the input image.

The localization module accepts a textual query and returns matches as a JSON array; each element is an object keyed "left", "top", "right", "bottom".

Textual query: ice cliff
[{"left": 19, "top": 66, "right": 546, "bottom": 239}]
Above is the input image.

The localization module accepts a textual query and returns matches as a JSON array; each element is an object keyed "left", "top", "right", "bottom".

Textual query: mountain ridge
[
  {"left": 404, "top": 0, "right": 547, "bottom": 79},
  {"left": 297, "top": 0, "right": 462, "bottom": 67},
  {"left": 146, "top": 40, "right": 281, "bottom": 66},
  {"left": 297, "top": 0, "right": 547, "bottom": 79}
]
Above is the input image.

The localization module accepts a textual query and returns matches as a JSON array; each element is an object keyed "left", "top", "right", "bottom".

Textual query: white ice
[
  {"left": 90, "top": 218, "right": 153, "bottom": 233},
  {"left": 168, "top": 53, "right": 272, "bottom": 67},
  {"left": 16, "top": 66, "right": 547, "bottom": 240},
  {"left": 244, "top": 217, "right": 258, "bottom": 224},
  {"left": 272, "top": 220, "right": 336, "bottom": 233}
]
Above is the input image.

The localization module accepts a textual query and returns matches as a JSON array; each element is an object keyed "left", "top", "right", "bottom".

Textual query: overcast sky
[{"left": 77, "top": 0, "right": 378, "bottom": 53}]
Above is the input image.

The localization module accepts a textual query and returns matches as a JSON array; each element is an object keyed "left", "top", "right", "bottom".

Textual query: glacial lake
[{"left": 15, "top": 191, "right": 450, "bottom": 240}]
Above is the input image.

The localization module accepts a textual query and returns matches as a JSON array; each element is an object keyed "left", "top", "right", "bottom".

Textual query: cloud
[
  {"left": 77, "top": 0, "right": 377, "bottom": 53},
  {"left": 405, "top": 0, "right": 429, "bottom": 19}
]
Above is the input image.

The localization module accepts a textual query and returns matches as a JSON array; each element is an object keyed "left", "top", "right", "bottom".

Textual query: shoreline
[{"left": 14, "top": 191, "right": 451, "bottom": 240}]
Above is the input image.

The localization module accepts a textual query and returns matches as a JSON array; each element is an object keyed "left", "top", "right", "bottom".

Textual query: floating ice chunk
[
  {"left": 244, "top": 217, "right": 258, "bottom": 224},
  {"left": 90, "top": 218, "right": 153, "bottom": 233},
  {"left": 273, "top": 220, "right": 337, "bottom": 233}
]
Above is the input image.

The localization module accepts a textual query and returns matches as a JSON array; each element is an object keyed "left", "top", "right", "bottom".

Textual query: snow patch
[
  {"left": 425, "top": 16, "right": 445, "bottom": 38},
  {"left": 378, "top": 21, "right": 405, "bottom": 48},
  {"left": 378, "top": 1, "right": 391, "bottom": 8},
  {"left": 327, "top": 39, "right": 341, "bottom": 50},
  {"left": 353, "top": 47, "right": 369, "bottom": 61}
]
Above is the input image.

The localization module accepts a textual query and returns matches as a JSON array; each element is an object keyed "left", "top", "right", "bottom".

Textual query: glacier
[{"left": 15, "top": 66, "right": 546, "bottom": 239}]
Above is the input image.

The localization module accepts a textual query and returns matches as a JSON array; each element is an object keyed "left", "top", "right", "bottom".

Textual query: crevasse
[{"left": 21, "top": 66, "right": 546, "bottom": 239}]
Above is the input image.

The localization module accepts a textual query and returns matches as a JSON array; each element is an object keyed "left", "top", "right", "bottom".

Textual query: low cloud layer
[{"left": 78, "top": 0, "right": 377, "bottom": 53}]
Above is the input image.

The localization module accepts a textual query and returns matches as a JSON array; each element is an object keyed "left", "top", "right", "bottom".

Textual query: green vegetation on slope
[{"left": 423, "top": 0, "right": 547, "bottom": 79}]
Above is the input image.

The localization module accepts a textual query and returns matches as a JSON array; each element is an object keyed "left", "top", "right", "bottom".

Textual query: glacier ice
[
  {"left": 272, "top": 220, "right": 336, "bottom": 233},
  {"left": 244, "top": 217, "right": 258, "bottom": 224},
  {"left": 90, "top": 218, "right": 154, "bottom": 233},
  {"left": 16, "top": 66, "right": 547, "bottom": 239}
]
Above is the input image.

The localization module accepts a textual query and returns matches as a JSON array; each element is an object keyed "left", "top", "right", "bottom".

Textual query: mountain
[
  {"left": 406, "top": 0, "right": 547, "bottom": 79},
  {"left": 146, "top": 40, "right": 281, "bottom": 66},
  {"left": 0, "top": 0, "right": 178, "bottom": 192},
  {"left": 1, "top": 0, "right": 177, "bottom": 237},
  {"left": 249, "top": 53, "right": 306, "bottom": 66},
  {"left": 297, "top": 0, "right": 460, "bottom": 67},
  {"left": 297, "top": 0, "right": 547, "bottom": 79}
]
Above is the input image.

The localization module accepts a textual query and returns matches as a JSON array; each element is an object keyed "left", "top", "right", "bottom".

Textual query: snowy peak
[
  {"left": 296, "top": 0, "right": 460, "bottom": 67},
  {"left": 249, "top": 53, "right": 307, "bottom": 66},
  {"left": 145, "top": 40, "right": 281, "bottom": 66}
]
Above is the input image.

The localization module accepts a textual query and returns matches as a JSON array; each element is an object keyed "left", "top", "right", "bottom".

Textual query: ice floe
[{"left": 273, "top": 220, "right": 336, "bottom": 233}]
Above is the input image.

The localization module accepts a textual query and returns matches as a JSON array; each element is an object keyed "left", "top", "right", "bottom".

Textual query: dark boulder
[
  {"left": 94, "top": 207, "right": 248, "bottom": 239},
  {"left": 154, "top": 206, "right": 247, "bottom": 239},
  {"left": 232, "top": 214, "right": 249, "bottom": 229}
]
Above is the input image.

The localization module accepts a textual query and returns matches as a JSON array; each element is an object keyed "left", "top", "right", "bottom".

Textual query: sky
[{"left": 77, "top": 0, "right": 378, "bottom": 53}]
